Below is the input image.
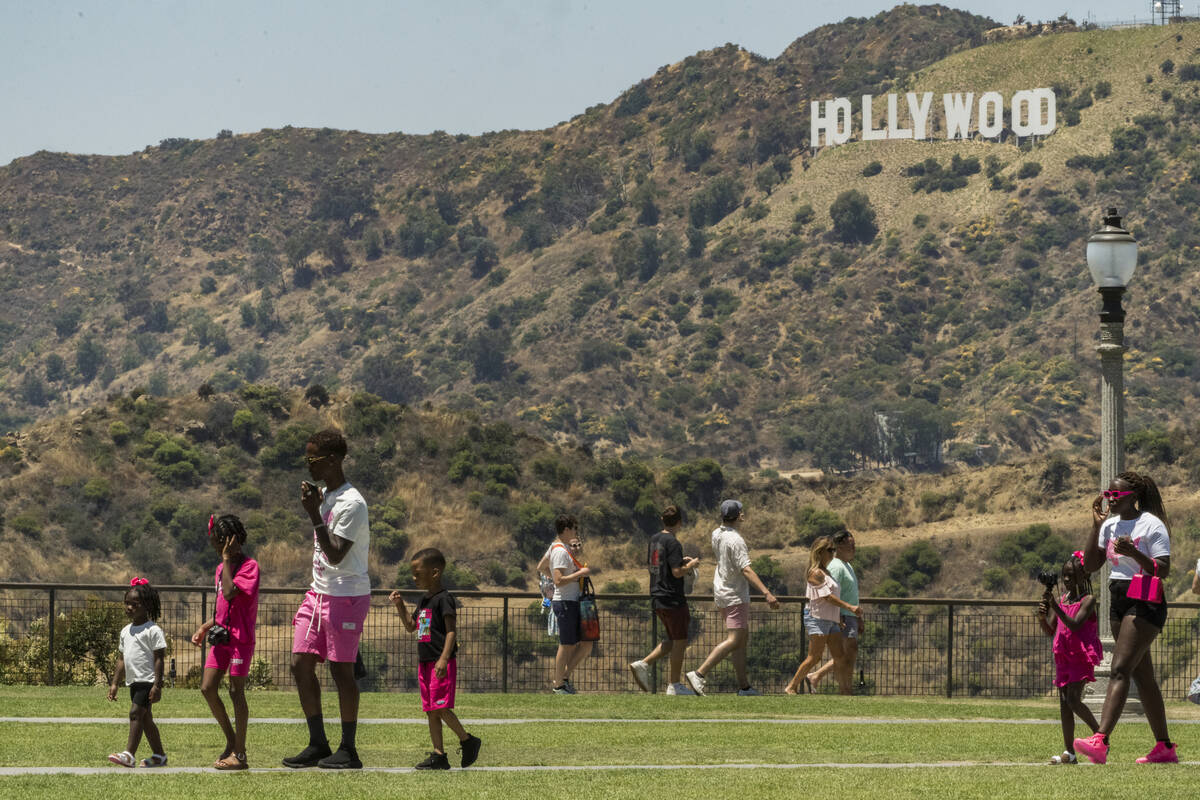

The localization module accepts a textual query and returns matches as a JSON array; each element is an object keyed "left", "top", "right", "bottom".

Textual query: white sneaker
[
  {"left": 666, "top": 682, "right": 695, "bottom": 695},
  {"left": 685, "top": 670, "right": 706, "bottom": 696},
  {"left": 737, "top": 686, "right": 761, "bottom": 696},
  {"left": 628, "top": 660, "right": 651, "bottom": 692}
]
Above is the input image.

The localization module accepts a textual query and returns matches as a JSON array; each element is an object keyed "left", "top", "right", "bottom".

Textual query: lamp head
[{"left": 1086, "top": 208, "right": 1138, "bottom": 289}]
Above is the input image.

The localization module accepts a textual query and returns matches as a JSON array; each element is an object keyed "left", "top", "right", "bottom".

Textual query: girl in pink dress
[{"left": 1037, "top": 551, "right": 1102, "bottom": 764}]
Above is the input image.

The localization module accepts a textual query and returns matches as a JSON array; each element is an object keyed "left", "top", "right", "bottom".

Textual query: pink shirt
[
  {"left": 215, "top": 557, "right": 260, "bottom": 644},
  {"left": 806, "top": 572, "right": 842, "bottom": 622}
]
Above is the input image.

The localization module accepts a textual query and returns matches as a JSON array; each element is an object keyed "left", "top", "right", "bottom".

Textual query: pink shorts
[
  {"left": 205, "top": 641, "right": 255, "bottom": 676},
  {"left": 291, "top": 591, "right": 370, "bottom": 663},
  {"left": 419, "top": 658, "right": 457, "bottom": 712},
  {"left": 720, "top": 603, "right": 749, "bottom": 630}
]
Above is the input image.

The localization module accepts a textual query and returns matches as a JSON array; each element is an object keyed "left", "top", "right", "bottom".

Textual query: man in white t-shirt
[
  {"left": 685, "top": 499, "right": 779, "bottom": 696},
  {"left": 283, "top": 429, "right": 371, "bottom": 770},
  {"left": 544, "top": 514, "right": 593, "bottom": 693}
]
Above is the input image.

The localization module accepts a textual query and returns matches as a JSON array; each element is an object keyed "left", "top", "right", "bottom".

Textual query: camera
[
  {"left": 1036, "top": 570, "right": 1058, "bottom": 590},
  {"left": 206, "top": 623, "right": 230, "bottom": 646}
]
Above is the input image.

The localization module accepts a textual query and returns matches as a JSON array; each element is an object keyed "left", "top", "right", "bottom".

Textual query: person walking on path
[
  {"left": 785, "top": 536, "right": 861, "bottom": 695},
  {"left": 1074, "top": 470, "right": 1177, "bottom": 765},
  {"left": 629, "top": 505, "right": 701, "bottom": 695},
  {"left": 390, "top": 548, "right": 482, "bottom": 770},
  {"left": 107, "top": 578, "right": 168, "bottom": 768},
  {"left": 546, "top": 514, "right": 593, "bottom": 693},
  {"left": 283, "top": 429, "right": 372, "bottom": 770},
  {"left": 808, "top": 530, "right": 861, "bottom": 695},
  {"left": 1037, "top": 551, "right": 1102, "bottom": 765},
  {"left": 190, "top": 514, "right": 260, "bottom": 770},
  {"left": 685, "top": 499, "right": 780, "bottom": 696}
]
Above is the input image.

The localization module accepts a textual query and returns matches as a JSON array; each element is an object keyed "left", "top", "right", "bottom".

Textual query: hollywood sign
[{"left": 810, "top": 89, "right": 1056, "bottom": 148}]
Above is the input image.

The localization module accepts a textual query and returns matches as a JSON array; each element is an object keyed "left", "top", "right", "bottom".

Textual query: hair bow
[
  {"left": 207, "top": 514, "right": 215, "bottom": 538},
  {"left": 129, "top": 576, "right": 149, "bottom": 586},
  {"left": 1072, "top": 550, "right": 1084, "bottom": 563}
]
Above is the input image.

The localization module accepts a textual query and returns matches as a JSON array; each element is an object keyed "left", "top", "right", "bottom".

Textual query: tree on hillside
[
  {"left": 311, "top": 176, "right": 376, "bottom": 232},
  {"left": 829, "top": 189, "right": 878, "bottom": 244},
  {"left": 356, "top": 346, "right": 426, "bottom": 404}
]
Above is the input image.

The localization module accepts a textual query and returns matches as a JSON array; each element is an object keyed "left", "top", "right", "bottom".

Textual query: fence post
[
  {"left": 201, "top": 589, "right": 208, "bottom": 670},
  {"left": 946, "top": 604, "right": 954, "bottom": 699},
  {"left": 650, "top": 607, "right": 659, "bottom": 694},
  {"left": 47, "top": 588, "right": 56, "bottom": 686},
  {"left": 501, "top": 595, "right": 509, "bottom": 694}
]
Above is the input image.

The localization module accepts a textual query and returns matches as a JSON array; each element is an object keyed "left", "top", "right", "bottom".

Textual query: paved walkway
[
  {"left": 5, "top": 716, "right": 1200, "bottom": 725},
  {"left": 14, "top": 760, "right": 1199, "bottom": 775}
]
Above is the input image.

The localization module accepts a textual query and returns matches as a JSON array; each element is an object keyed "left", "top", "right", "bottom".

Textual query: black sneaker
[
  {"left": 282, "top": 743, "right": 332, "bottom": 768},
  {"left": 415, "top": 751, "right": 450, "bottom": 770},
  {"left": 318, "top": 747, "right": 363, "bottom": 770},
  {"left": 459, "top": 734, "right": 482, "bottom": 768}
]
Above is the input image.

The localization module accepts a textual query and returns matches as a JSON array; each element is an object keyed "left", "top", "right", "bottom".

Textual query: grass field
[{"left": 2, "top": 687, "right": 1199, "bottom": 798}]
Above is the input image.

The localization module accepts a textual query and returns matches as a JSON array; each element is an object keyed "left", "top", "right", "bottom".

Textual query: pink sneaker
[
  {"left": 1136, "top": 742, "right": 1178, "bottom": 763},
  {"left": 1073, "top": 732, "right": 1109, "bottom": 764}
]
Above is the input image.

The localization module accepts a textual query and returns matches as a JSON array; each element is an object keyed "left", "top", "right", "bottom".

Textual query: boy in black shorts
[{"left": 629, "top": 506, "right": 701, "bottom": 695}]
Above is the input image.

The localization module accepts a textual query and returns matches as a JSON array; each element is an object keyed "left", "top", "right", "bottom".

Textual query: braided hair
[
  {"left": 127, "top": 579, "right": 162, "bottom": 621},
  {"left": 211, "top": 514, "right": 248, "bottom": 546},
  {"left": 1116, "top": 470, "right": 1170, "bottom": 532},
  {"left": 1063, "top": 552, "right": 1093, "bottom": 601}
]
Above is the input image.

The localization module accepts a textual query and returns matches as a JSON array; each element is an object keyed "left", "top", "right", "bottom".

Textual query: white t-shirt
[
  {"left": 1099, "top": 511, "right": 1170, "bottom": 581},
  {"left": 311, "top": 482, "right": 371, "bottom": 596},
  {"left": 711, "top": 525, "right": 751, "bottom": 608},
  {"left": 118, "top": 621, "right": 167, "bottom": 685},
  {"left": 548, "top": 542, "right": 581, "bottom": 602}
]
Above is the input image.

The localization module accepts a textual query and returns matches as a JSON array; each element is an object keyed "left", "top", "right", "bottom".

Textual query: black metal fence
[{"left": 2, "top": 582, "right": 1198, "bottom": 698}]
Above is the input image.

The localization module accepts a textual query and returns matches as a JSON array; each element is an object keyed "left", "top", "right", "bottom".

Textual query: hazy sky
[{"left": 0, "top": 1, "right": 1187, "bottom": 166}]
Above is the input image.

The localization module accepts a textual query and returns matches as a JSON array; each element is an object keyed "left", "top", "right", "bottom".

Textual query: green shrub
[
  {"left": 994, "top": 523, "right": 1073, "bottom": 579},
  {"left": 750, "top": 555, "right": 788, "bottom": 595},
  {"left": 246, "top": 656, "right": 275, "bottom": 689},
  {"left": 861, "top": 161, "right": 883, "bottom": 177},
  {"left": 513, "top": 501, "right": 556, "bottom": 558},
  {"left": 374, "top": 526, "right": 410, "bottom": 562},
  {"left": 1017, "top": 162, "right": 1042, "bottom": 179},
  {"left": 888, "top": 540, "right": 942, "bottom": 591},
  {"left": 442, "top": 562, "right": 479, "bottom": 591},
  {"left": 829, "top": 190, "right": 877, "bottom": 244},
  {"left": 601, "top": 579, "right": 650, "bottom": 617}
]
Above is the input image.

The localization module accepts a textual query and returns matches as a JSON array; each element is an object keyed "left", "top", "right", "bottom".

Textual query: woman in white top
[
  {"left": 1075, "top": 470, "right": 1177, "bottom": 764},
  {"left": 785, "top": 536, "right": 861, "bottom": 695}
]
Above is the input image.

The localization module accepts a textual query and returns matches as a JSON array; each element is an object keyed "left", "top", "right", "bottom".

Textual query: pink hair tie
[
  {"left": 207, "top": 514, "right": 215, "bottom": 538},
  {"left": 1072, "top": 550, "right": 1084, "bottom": 562},
  {"left": 129, "top": 576, "right": 149, "bottom": 587}
]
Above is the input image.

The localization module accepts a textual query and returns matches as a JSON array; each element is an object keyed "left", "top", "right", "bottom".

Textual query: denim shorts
[
  {"left": 551, "top": 600, "right": 582, "bottom": 645},
  {"left": 803, "top": 608, "right": 839, "bottom": 636}
]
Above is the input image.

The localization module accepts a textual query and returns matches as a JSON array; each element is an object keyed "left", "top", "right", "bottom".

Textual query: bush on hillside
[{"left": 829, "top": 190, "right": 877, "bottom": 244}]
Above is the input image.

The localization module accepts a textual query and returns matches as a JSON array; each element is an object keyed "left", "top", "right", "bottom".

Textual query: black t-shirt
[
  {"left": 648, "top": 530, "right": 686, "bottom": 609},
  {"left": 412, "top": 589, "right": 457, "bottom": 663}
]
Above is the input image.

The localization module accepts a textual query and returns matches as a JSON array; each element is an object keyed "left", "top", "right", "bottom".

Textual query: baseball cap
[{"left": 719, "top": 499, "right": 743, "bottom": 520}]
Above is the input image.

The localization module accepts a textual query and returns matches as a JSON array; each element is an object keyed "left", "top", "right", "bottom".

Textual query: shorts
[
  {"left": 128, "top": 682, "right": 154, "bottom": 707},
  {"left": 552, "top": 600, "right": 582, "bottom": 645},
  {"left": 418, "top": 658, "right": 457, "bottom": 712},
  {"left": 292, "top": 591, "right": 370, "bottom": 662},
  {"left": 803, "top": 608, "right": 839, "bottom": 636},
  {"left": 654, "top": 605, "right": 691, "bottom": 641},
  {"left": 205, "top": 640, "right": 255, "bottom": 676},
  {"left": 719, "top": 602, "right": 749, "bottom": 630},
  {"left": 1109, "top": 580, "right": 1168, "bottom": 630},
  {"left": 839, "top": 615, "right": 860, "bottom": 639},
  {"left": 1054, "top": 655, "right": 1096, "bottom": 688}
]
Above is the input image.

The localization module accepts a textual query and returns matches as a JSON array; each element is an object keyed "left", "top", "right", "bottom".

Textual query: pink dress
[{"left": 1051, "top": 594, "right": 1103, "bottom": 687}]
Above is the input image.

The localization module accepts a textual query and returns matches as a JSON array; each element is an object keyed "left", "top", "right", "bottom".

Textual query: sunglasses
[
  {"left": 1103, "top": 490, "right": 1135, "bottom": 501},
  {"left": 305, "top": 454, "right": 331, "bottom": 465}
]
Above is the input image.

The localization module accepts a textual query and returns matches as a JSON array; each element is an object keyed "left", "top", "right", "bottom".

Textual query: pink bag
[{"left": 1128, "top": 561, "right": 1164, "bottom": 604}]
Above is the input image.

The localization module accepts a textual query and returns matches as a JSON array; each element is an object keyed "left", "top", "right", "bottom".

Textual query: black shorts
[
  {"left": 128, "top": 682, "right": 154, "bottom": 707},
  {"left": 551, "top": 600, "right": 581, "bottom": 645},
  {"left": 1109, "top": 580, "right": 1168, "bottom": 630}
]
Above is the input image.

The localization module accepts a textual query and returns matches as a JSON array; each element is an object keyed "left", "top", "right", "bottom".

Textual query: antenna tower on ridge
[{"left": 1152, "top": 0, "right": 1182, "bottom": 24}]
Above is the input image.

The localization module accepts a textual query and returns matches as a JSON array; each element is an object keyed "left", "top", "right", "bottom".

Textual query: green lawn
[{"left": 3, "top": 687, "right": 1200, "bottom": 798}]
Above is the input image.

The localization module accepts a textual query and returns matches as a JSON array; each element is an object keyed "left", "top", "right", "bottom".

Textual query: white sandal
[
  {"left": 1049, "top": 751, "right": 1077, "bottom": 765},
  {"left": 140, "top": 753, "right": 168, "bottom": 768},
  {"left": 107, "top": 750, "right": 135, "bottom": 768}
]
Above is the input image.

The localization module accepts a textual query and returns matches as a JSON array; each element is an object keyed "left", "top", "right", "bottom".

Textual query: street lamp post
[{"left": 1083, "top": 207, "right": 1138, "bottom": 708}]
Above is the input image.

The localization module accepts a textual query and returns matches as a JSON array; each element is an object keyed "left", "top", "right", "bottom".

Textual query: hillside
[
  {"left": 2, "top": 6, "right": 1200, "bottom": 483},
  {"left": 2, "top": 387, "right": 1199, "bottom": 607}
]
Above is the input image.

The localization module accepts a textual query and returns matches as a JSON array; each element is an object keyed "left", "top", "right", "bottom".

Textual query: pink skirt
[{"left": 1054, "top": 654, "right": 1096, "bottom": 687}]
